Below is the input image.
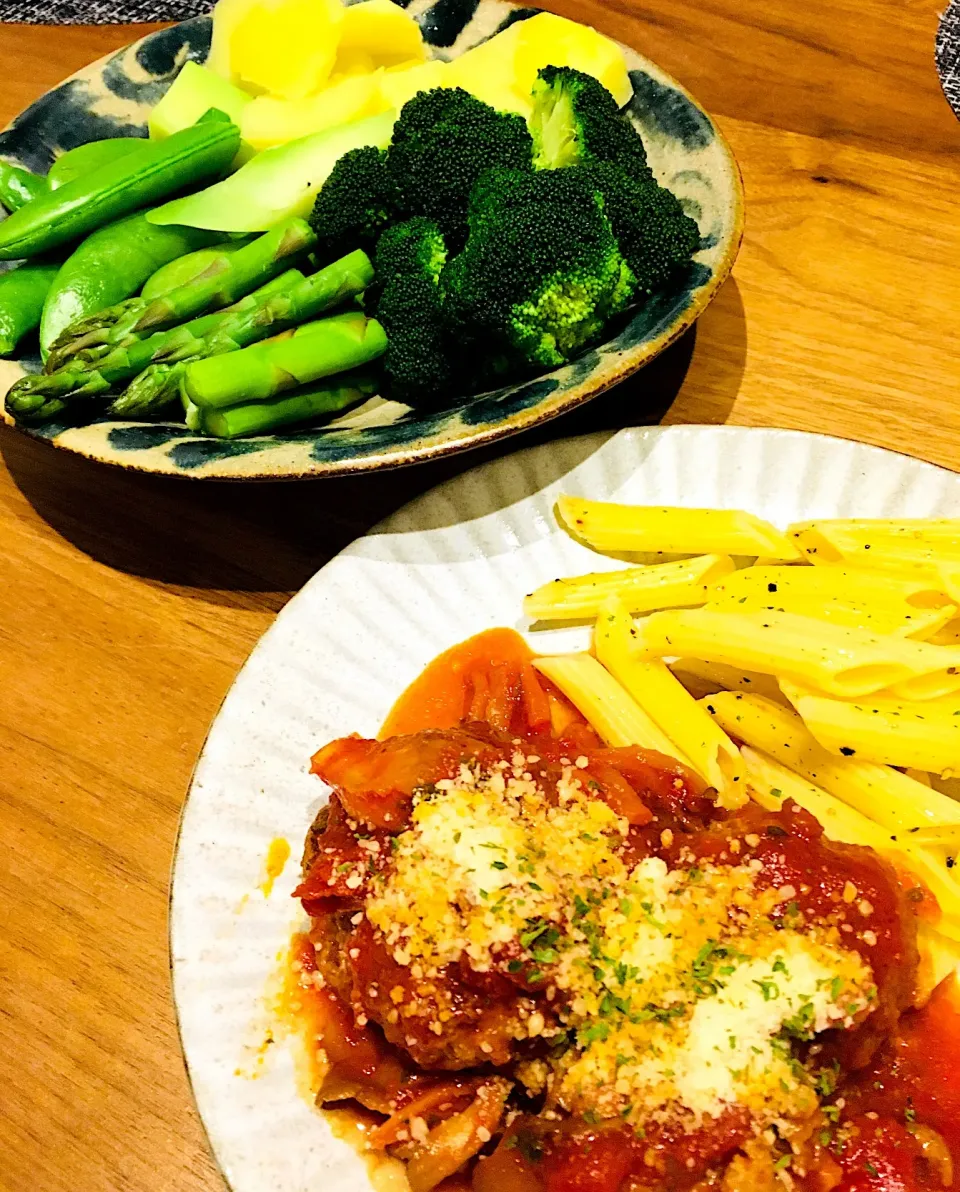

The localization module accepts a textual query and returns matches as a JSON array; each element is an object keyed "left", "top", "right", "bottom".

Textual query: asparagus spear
[
  {"left": 183, "top": 311, "right": 387, "bottom": 410},
  {"left": 111, "top": 248, "right": 373, "bottom": 418},
  {"left": 5, "top": 270, "right": 302, "bottom": 425},
  {"left": 46, "top": 216, "right": 317, "bottom": 368},
  {"left": 199, "top": 370, "right": 379, "bottom": 438}
]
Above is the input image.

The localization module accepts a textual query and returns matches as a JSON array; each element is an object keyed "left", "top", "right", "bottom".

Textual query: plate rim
[
  {"left": 170, "top": 423, "right": 960, "bottom": 1191},
  {"left": 0, "top": 10, "right": 744, "bottom": 481}
]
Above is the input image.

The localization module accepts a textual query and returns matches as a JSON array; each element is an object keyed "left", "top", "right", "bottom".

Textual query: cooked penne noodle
[
  {"left": 668, "top": 657, "right": 792, "bottom": 706},
  {"left": 700, "top": 690, "right": 960, "bottom": 829},
  {"left": 790, "top": 523, "right": 960, "bottom": 601},
  {"left": 594, "top": 600, "right": 746, "bottom": 804},
  {"left": 779, "top": 679, "right": 960, "bottom": 774},
  {"left": 637, "top": 607, "right": 960, "bottom": 699},
  {"left": 706, "top": 565, "right": 956, "bottom": 638},
  {"left": 556, "top": 496, "right": 802, "bottom": 561},
  {"left": 522, "top": 554, "right": 734, "bottom": 621},
  {"left": 741, "top": 747, "right": 960, "bottom": 939},
  {"left": 788, "top": 519, "right": 960, "bottom": 562},
  {"left": 532, "top": 654, "right": 691, "bottom": 763}
]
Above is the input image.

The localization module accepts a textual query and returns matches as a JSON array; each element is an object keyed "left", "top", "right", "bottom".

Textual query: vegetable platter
[{"left": 0, "top": 1, "right": 743, "bottom": 480}]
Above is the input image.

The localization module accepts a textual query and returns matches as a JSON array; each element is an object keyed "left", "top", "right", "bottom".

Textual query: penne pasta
[
  {"left": 637, "top": 607, "right": 960, "bottom": 699},
  {"left": 700, "top": 690, "right": 960, "bottom": 829},
  {"left": 706, "top": 565, "right": 956, "bottom": 639},
  {"left": 556, "top": 496, "right": 802, "bottom": 561},
  {"left": 523, "top": 554, "right": 734, "bottom": 621},
  {"left": 668, "top": 657, "right": 792, "bottom": 706},
  {"left": 532, "top": 653, "right": 691, "bottom": 763},
  {"left": 594, "top": 600, "right": 746, "bottom": 805},
  {"left": 740, "top": 747, "right": 960, "bottom": 939},
  {"left": 788, "top": 519, "right": 960, "bottom": 562},
  {"left": 789, "top": 522, "right": 960, "bottom": 602},
  {"left": 779, "top": 679, "right": 960, "bottom": 774}
]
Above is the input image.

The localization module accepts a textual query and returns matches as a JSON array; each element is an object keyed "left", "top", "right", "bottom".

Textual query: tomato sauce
[{"left": 288, "top": 629, "right": 960, "bottom": 1192}]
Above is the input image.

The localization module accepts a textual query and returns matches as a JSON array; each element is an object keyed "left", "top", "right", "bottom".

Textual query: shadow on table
[{"left": 1, "top": 277, "right": 746, "bottom": 611}]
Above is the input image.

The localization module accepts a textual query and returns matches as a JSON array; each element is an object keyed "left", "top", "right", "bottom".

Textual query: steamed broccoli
[
  {"left": 309, "top": 147, "right": 400, "bottom": 262},
  {"left": 530, "top": 65, "right": 648, "bottom": 174},
  {"left": 386, "top": 87, "right": 533, "bottom": 250},
  {"left": 372, "top": 217, "right": 453, "bottom": 404},
  {"left": 443, "top": 167, "right": 636, "bottom": 379},
  {"left": 590, "top": 161, "right": 700, "bottom": 295}
]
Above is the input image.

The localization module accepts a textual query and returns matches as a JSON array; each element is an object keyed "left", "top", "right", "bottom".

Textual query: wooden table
[{"left": 2, "top": 5, "right": 959, "bottom": 1190}]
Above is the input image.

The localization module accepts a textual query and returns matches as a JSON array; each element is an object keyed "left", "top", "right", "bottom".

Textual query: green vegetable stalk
[
  {"left": 5, "top": 270, "right": 302, "bottom": 424},
  {"left": 47, "top": 216, "right": 316, "bottom": 367},
  {"left": 199, "top": 370, "right": 379, "bottom": 438},
  {"left": 0, "top": 261, "right": 60, "bottom": 356},
  {"left": 184, "top": 311, "right": 387, "bottom": 410},
  {"left": 0, "top": 117, "right": 240, "bottom": 261},
  {"left": 111, "top": 248, "right": 373, "bottom": 417}
]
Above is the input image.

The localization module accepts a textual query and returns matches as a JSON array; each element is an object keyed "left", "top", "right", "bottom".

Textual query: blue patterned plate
[{"left": 0, "top": 3, "right": 744, "bottom": 479}]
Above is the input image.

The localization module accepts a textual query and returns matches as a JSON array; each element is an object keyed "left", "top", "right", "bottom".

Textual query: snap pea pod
[
  {"left": 0, "top": 117, "right": 240, "bottom": 261},
  {"left": 0, "top": 261, "right": 60, "bottom": 355},
  {"left": 39, "top": 209, "right": 228, "bottom": 360},
  {"left": 47, "top": 138, "right": 143, "bottom": 190},
  {"left": 0, "top": 160, "right": 47, "bottom": 212}
]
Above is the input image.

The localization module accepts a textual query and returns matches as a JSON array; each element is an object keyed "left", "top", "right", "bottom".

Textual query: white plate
[{"left": 171, "top": 425, "right": 960, "bottom": 1192}]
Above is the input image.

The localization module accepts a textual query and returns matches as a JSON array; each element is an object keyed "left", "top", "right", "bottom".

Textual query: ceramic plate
[
  {"left": 0, "top": 5, "right": 742, "bottom": 480},
  {"left": 171, "top": 425, "right": 960, "bottom": 1191}
]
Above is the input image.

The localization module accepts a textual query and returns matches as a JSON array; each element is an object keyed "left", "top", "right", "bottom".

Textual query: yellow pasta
[
  {"left": 594, "top": 600, "right": 746, "bottom": 805},
  {"left": 532, "top": 654, "right": 691, "bottom": 762},
  {"left": 522, "top": 554, "right": 734, "bottom": 622},
  {"left": 740, "top": 747, "right": 960, "bottom": 939},
  {"left": 700, "top": 690, "right": 960, "bottom": 829},
  {"left": 706, "top": 565, "right": 956, "bottom": 638},
  {"left": 789, "top": 519, "right": 960, "bottom": 561},
  {"left": 668, "top": 657, "right": 792, "bottom": 706},
  {"left": 789, "top": 522, "right": 960, "bottom": 601},
  {"left": 556, "top": 496, "right": 802, "bottom": 561},
  {"left": 779, "top": 678, "right": 960, "bottom": 774},
  {"left": 637, "top": 607, "right": 960, "bottom": 699}
]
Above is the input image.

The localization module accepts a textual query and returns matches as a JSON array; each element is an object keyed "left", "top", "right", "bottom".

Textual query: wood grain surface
[{"left": 1, "top": 6, "right": 959, "bottom": 1191}]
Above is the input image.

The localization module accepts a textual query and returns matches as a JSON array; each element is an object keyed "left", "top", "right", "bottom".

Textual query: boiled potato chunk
[
  {"left": 446, "top": 21, "right": 529, "bottom": 116},
  {"left": 209, "top": 0, "right": 346, "bottom": 101},
  {"left": 379, "top": 58, "right": 452, "bottom": 110},
  {"left": 513, "top": 12, "right": 632, "bottom": 107},
  {"left": 241, "top": 71, "right": 386, "bottom": 148},
  {"left": 337, "top": 0, "right": 426, "bottom": 68}
]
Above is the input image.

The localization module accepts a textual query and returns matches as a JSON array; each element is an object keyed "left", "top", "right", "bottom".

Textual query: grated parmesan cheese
[{"left": 362, "top": 756, "right": 877, "bottom": 1135}]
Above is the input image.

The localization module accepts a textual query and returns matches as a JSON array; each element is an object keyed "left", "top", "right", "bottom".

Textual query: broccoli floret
[
  {"left": 386, "top": 87, "right": 533, "bottom": 250},
  {"left": 309, "top": 147, "right": 400, "bottom": 262},
  {"left": 590, "top": 161, "right": 700, "bottom": 294},
  {"left": 443, "top": 167, "right": 636, "bottom": 378},
  {"left": 373, "top": 217, "right": 454, "bottom": 404},
  {"left": 530, "top": 65, "right": 648, "bottom": 174}
]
